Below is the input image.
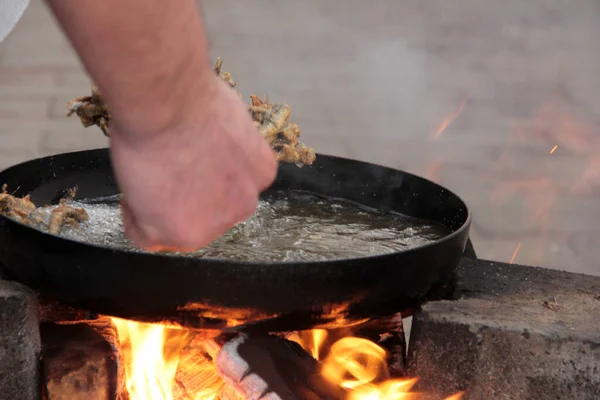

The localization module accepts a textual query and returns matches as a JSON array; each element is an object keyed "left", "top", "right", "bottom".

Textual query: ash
[{"left": 56, "top": 191, "right": 450, "bottom": 262}]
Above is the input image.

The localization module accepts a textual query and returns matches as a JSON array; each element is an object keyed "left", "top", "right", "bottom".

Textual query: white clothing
[{"left": 0, "top": 0, "right": 30, "bottom": 43}]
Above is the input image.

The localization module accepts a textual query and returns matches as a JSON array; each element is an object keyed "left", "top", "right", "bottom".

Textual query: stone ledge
[
  {"left": 407, "top": 258, "right": 600, "bottom": 400},
  {"left": 0, "top": 280, "right": 41, "bottom": 400}
]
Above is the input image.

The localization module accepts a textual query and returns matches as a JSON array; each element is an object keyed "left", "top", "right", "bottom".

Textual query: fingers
[
  {"left": 120, "top": 199, "right": 153, "bottom": 250},
  {"left": 255, "top": 146, "right": 279, "bottom": 191},
  {"left": 120, "top": 199, "right": 184, "bottom": 253},
  {"left": 112, "top": 76, "right": 278, "bottom": 254},
  {"left": 121, "top": 192, "right": 258, "bottom": 254}
]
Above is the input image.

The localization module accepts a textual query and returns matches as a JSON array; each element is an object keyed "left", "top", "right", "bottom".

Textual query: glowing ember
[
  {"left": 111, "top": 317, "right": 463, "bottom": 399},
  {"left": 549, "top": 144, "right": 558, "bottom": 154}
]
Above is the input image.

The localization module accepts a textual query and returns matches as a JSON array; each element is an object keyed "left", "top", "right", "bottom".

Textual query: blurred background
[{"left": 2, "top": 0, "right": 600, "bottom": 275}]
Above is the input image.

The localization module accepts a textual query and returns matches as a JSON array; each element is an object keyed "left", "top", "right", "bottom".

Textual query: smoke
[{"left": 201, "top": 0, "right": 458, "bottom": 170}]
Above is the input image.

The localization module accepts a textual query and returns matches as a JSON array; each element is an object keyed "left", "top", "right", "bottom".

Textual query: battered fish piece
[{"left": 66, "top": 59, "right": 316, "bottom": 166}]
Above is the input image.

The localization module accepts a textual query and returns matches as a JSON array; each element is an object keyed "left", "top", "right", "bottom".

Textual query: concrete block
[
  {"left": 0, "top": 280, "right": 41, "bottom": 400},
  {"left": 407, "top": 258, "right": 600, "bottom": 400}
]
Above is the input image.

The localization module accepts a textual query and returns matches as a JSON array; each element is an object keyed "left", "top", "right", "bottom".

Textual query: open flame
[
  {"left": 111, "top": 318, "right": 463, "bottom": 400},
  {"left": 111, "top": 318, "right": 206, "bottom": 400}
]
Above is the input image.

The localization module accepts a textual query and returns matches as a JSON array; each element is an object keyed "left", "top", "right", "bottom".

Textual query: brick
[
  {"left": 0, "top": 67, "right": 57, "bottom": 97},
  {"left": 0, "top": 280, "right": 41, "bottom": 400},
  {"left": 0, "top": 95, "right": 49, "bottom": 121},
  {"left": 55, "top": 70, "right": 92, "bottom": 91},
  {"left": 38, "top": 126, "right": 109, "bottom": 155},
  {"left": 406, "top": 258, "right": 600, "bottom": 399},
  {"left": 0, "top": 66, "right": 87, "bottom": 98}
]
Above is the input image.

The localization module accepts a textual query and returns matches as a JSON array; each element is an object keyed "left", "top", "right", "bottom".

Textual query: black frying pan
[{"left": 0, "top": 149, "right": 470, "bottom": 331}]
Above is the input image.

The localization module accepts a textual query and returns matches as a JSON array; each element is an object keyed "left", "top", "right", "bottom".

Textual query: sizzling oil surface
[{"left": 55, "top": 191, "right": 451, "bottom": 262}]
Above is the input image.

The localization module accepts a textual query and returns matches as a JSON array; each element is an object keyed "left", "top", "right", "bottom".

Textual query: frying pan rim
[{"left": 0, "top": 148, "right": 472, "bottom": 267}]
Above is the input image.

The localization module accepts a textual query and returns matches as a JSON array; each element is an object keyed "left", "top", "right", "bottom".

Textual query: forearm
[{"left": 45, "top": 0, "right": 213, "bottom": 139}]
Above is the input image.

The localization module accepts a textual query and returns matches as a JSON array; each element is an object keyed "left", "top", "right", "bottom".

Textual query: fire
[
  {"left": 112, "top": 318, "right": 191, "bottom": 399},
  {"left": 320, "top": 337, "right": 462, "bottom": 400},
  {"left": 112, "top": 318, "right": 225, "bottom": 400},
  {"left": 111, "top": 317, "right": 463, "bottom": 400}
]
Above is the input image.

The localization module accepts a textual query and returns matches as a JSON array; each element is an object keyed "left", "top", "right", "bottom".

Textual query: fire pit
[
  {"left": 2, "top": 238, "right": 599, "bottom": 399},
  {"left": 0, "top": 150, "right": 598, "bottom": 399}
]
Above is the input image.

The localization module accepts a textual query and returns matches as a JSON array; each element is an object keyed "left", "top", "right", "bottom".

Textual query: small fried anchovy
[
  {"left": 60, "top": 185, "right": 79, "bottom": 204},
  {"left": 48, "top": 204, "right": 89, "bottom": 235},
  {"left": 0, "top": 184, "right": 36, "bottom": 222},
  {"left": 48, "top": 185, "right": 89, "bottom": 234},
  {"left": 0, "top": 184, "right": 89, "bottom": 234},
  {"left": 66, "top": 59, "right": 316, "bottom": 166},
  {"left": 51, "top": 185, "right": 79, "bottom": 205},
  {"left": 249, "top": 95, "right": 316, "bottom": 166},
  {"left": 214, "top": 57, "right": 236, "bottom": 88},
  {"left": 66, "top": 85, "right": 111, "bottom": 136}
]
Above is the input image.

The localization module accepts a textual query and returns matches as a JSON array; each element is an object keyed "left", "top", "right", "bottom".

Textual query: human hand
[{"left": 108, "top": 75, "right": 278, "bottom": 252}]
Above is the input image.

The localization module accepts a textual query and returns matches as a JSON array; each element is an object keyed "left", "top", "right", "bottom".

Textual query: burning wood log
[
  {"left": 49, "top": 315, "right": 416, "bottom": 400},
  {"left": 38, "top": 295, "right": 98, "bottom": 323},
  {"left": 67, "top": 59, "right": 316, "bottom": 167},
  {"left": 111, "top": 324, "right": 345, "bottom": 399},
  {"left": 172, "top": 336, "right": 236, "bottom": 399},
  {"left": 292, "top": 314, "right": 407, "bottom": 378},
  {"left": 328, "top": 314, "right": 407, "bottom": 378},
  {"left": 205, "top": 333, "right": 346, "bottom": 400},
  {"left": 41, "top": 318, "right": 123, "bottom": 400}
]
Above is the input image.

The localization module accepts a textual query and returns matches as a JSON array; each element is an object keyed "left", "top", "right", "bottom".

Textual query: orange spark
[
  {"left": 509, "top": 243, "right": 521, "bottom": 264},
  {"left": 549, "top": 145, "right": 558, "bottom": 154},
  {"left": 431, "top": 97, "right": 468, "bottom": 140}
]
